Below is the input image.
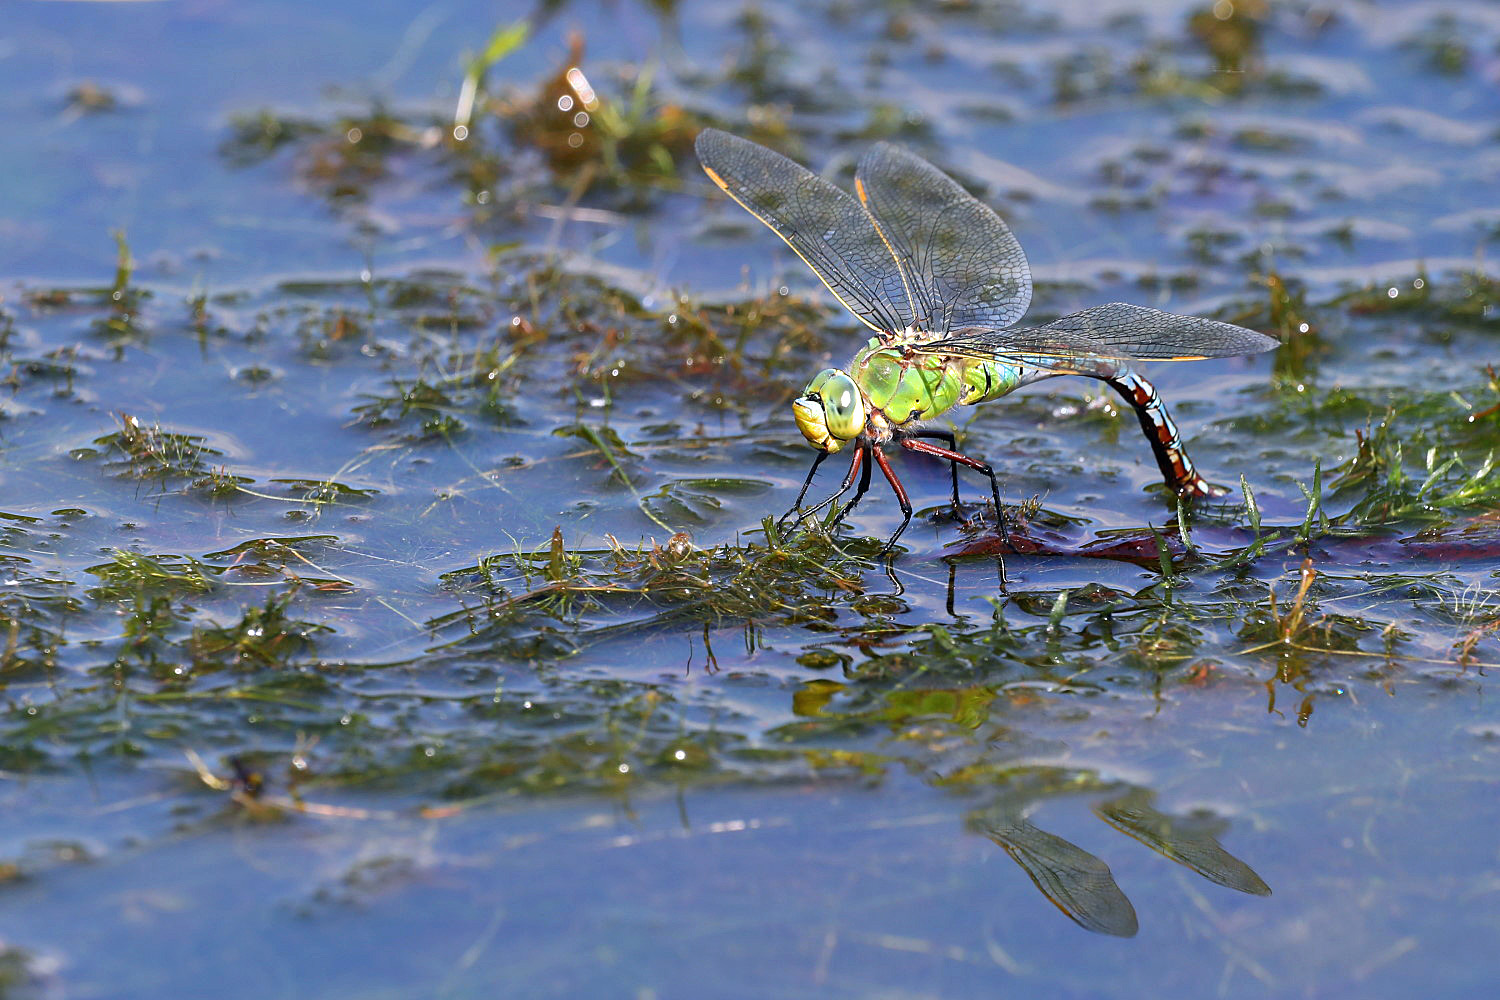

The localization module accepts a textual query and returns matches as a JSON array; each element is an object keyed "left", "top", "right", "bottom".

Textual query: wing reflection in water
[
  {"left": 1095, "top": 788, "right": 1272, "bottom": 898},
  {"left": 982, "top": 814, "right": 1140, "bottom": 938},
  {"left": 971, "top": 787, "right": 1271, "bottom": 938}
]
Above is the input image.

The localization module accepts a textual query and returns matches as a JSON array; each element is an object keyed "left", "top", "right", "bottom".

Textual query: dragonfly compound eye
[
  {"left": 818, "top": 372, "right": 865, "bottom": 440},
  {"left": 793, "top": 368, "right": 858, "bottom": 452}
]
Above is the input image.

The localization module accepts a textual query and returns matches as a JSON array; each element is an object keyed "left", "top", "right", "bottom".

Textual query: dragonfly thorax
[{"left": 793, "top": 369, "right": 866, "bottom": 453}]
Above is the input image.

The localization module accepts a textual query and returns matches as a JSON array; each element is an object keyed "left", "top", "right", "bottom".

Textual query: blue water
[{"left": 2, "top": 1, "right": 1499, "bottom": 997}]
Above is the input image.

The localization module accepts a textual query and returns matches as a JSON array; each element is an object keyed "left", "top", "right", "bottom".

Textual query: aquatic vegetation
[
  {"left": 493, "top": 33, "right": 702, "bottom": 191},
  {"left": 222, "top": 23, "right": 709, "bottom": 218},
  {"left": 3, "top": 244, "right": 1495, "bottom": 801},
  {"left": 220, "top": 109, "right": 322, "bottom": 167},
  {"left": 80, "top": 413, "right": 224, "bottom": 484},
  {"left": 1402, "top": 12, "right": 1473, "bottom": 76},
  {"left": 87, "top": 550, "right": 216, "bottom": 600},
  {"left": 188, "top": 591, "right": 332, "bottom": 671},
  {"left": 1329, "top": 406, "right": 1500, "bottom": 528}
]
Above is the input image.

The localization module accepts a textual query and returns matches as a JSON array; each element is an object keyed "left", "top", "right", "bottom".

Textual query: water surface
[{"left": 2, "top": 1, "right": 1499, "bottom": 997}]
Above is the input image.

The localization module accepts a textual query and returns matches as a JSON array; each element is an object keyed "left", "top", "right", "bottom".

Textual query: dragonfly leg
[
  {"left": 797, "top": 444, "right": 866, "bottom": 524},
  {"left": 900, "top": 437, "right": 1010, "bottom": 542},
  {"left": 828, "top": 441, "right": 875, "bottom": 528},
  {"left": 908, "top": 429, "right": 961, "bottom": 509},
  {"left": 778, "top": 449, "right": 830, "bottom": 529},
  {"left": 872, "top": 446, "right": 913, "bottom": 555}
]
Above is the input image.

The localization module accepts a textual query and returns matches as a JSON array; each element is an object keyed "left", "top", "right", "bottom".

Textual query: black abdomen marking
[{"left": 1105, "top": 372, "right": 1222, "bottom": 497}]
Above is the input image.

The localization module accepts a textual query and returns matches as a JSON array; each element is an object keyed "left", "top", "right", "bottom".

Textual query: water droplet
[{"left": 565, "top": 68, "right": 596, "bottom": 108}]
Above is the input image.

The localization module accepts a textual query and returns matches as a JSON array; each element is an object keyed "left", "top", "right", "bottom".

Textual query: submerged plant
[
  {"left": 82, "top": 413, "right": 223, "bottom": 483},
  {"left": 189, "top": 590, "right": 332, "bottom": 670}
]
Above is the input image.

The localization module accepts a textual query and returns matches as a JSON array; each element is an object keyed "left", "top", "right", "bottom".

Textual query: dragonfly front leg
[
  {"left": 778, "top": 450, "right": 830, "bottom": 530},
  {"left": 827, "top": 441, "right": 875, "bottom": 528},
  {"left": 794, "top": 443, "right": 867, "bottom": 524},
  {"left": 872, "top": 445, "right": 913, "bottom": 555},
  {"left": 900, "top": 437, "right": 1010, "bottom": 542}
]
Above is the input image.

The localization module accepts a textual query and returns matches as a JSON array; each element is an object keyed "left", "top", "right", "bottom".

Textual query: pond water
[{"left": 2, "top": 1, "right": 1499, "bottom": 997}]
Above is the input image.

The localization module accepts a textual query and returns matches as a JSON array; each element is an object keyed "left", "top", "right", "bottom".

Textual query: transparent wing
[
  {"left": 854, "top": 142, "right": 1032, "bottom": 332},
  {"left": 911, "top": 303, "right": 1277, "bottom": 372},
  {"left": 1041, "top": 302, "right": 1278, "bottom": 359},
  {"left": 695, "top": 129, "right": 915, "bottom": 334}
]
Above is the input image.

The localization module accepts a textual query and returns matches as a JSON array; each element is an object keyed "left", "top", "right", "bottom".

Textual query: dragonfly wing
[
  {"left": 1042, "top": 303, "right": 1278, "bottom": 360},
  {"left": 913, "top": 304, "right": 1277, "bottom": 370},
  {"left": 913, "top": 325, "right": 1131, "bottom": 376},
  {"left": 854, "top": 142, "right": 1032, "bottom": 332},
  {"left": 695, "top": 129, "right": 914, "bottom": 334}
]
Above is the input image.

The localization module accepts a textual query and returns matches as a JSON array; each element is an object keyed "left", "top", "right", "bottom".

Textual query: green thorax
[{"left": 847, "top": 333, "right": 1024, "bottom": 430}]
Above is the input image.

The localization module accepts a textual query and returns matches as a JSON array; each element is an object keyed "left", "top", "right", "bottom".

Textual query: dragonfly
[{"left": 695, "top": 128, "right": 1277, "bottom": 553}]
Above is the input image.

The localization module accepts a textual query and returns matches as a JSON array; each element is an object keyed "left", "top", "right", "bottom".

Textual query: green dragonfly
[{"left": 695, "top": 129, "right": 1276, "bottom": 552}]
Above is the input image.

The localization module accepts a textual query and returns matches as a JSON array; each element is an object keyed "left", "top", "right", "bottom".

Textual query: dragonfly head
[{"left": 793, "top": 369, "right": 865, "bottom": 453}]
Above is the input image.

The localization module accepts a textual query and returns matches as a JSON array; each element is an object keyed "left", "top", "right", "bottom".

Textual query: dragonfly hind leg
[
  {"left": 900, "top": 436, "right": 1010, "bottom": 542},
  {"left": 907, "top": 429, "right": 962, "bottom": 509}
]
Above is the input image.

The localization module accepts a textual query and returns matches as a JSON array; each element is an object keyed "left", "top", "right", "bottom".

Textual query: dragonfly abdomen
[
  {"left": 1105, "top": 371, "right": 1223, "bottom": 498},
  {"left": 957, "top": 357, "right": 1026, "bottom": 406}
]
